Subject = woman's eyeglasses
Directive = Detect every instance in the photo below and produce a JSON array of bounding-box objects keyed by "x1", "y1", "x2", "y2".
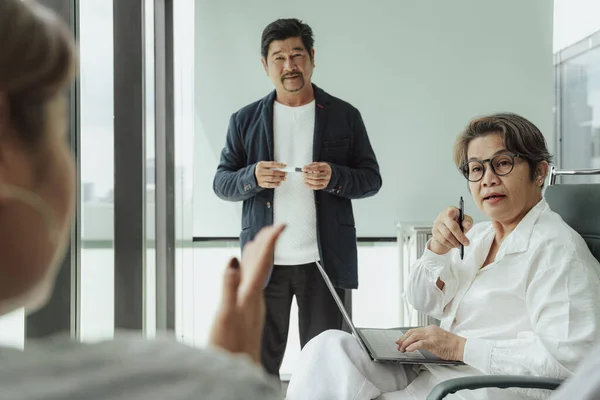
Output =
[{"x1": 459, "y1": 153, "x2": 522, "y2": 182}]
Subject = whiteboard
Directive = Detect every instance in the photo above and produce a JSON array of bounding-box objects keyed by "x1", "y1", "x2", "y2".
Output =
[{"x1": 192, "y1": 0, "x2": 554, "y2": 238}]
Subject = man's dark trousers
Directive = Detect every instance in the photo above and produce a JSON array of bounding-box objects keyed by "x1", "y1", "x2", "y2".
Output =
[{"x1": 260, "y1": 262, "x2": 347, "y2": 378}]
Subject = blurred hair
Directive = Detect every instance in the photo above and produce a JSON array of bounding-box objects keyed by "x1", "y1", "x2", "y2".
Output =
[{"x1": 0, "y1": 0, "x2": 76, "y2": 145}]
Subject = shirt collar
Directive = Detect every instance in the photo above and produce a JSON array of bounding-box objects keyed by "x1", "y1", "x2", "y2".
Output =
[{"x1": 497, "y1": 198, "x2": 548, "y2": 257}]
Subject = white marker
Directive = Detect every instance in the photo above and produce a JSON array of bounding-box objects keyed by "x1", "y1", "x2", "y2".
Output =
[{"x1": 273, "y1": 167, "x2": 303, "y2": 173}]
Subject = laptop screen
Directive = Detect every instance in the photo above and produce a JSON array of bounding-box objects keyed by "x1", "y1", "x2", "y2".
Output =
[{"x1": 314, "y1": 261, "x2": 365, "y2": 345}]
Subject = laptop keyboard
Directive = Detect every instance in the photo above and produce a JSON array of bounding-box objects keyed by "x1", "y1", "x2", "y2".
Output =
[{"x1": 360, "y1": 329, "x2": 426, "y2": 359}]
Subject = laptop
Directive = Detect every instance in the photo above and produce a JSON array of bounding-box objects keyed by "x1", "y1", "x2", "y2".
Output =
[{"x1": 315, "y1": 260, "x2": 464, "y2": 365}]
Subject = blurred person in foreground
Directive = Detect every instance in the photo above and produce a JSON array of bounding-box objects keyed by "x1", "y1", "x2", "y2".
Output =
[{"x1": 0, "y1": 1, "x2": 284, "y2": 399}]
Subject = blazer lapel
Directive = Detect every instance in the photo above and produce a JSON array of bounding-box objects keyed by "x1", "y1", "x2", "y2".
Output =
[
  {"x1": 262, "y1": 90, "x2": 276, "y2": 161},
  {"x1": 313, "y1": 85, "x2": 328, "y2": 161}
]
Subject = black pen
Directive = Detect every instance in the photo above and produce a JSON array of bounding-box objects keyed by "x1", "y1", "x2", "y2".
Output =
[{"x1": 459, "y1": 196, "x2": 464, "y2": 260}]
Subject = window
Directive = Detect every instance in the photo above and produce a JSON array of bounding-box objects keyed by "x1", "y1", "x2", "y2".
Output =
[
  {"x1": 557, "y1": 44, "x2": 600, "y2": 182},
  {"x1": 554, "y1": 0, "x2": 600, "y2": 181},
  {"x1": 79, "y1": 0, "x2": 115, "y2": 342},
  {"x1": 0, "y1": 309, "x2": 25, "y2": 349},
  {"x1": 353, "y1": 243, "x2": 402, "y2": 329},
  {"x1": 173, "y1": 0, "x2": 197, "y2": 343}
]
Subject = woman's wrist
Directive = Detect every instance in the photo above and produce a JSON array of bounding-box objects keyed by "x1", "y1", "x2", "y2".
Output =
[
  {"x1": 456, "y1": 336, "x2": 466, "y2": 362},
  {"x1": 429, "y1": 239, "x2": 450, "y2": 255}
]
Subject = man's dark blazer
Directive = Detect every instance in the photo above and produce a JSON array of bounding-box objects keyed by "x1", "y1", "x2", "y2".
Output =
[{"x1": 213, "y1": 84, "x2": 382, "y2": 289}]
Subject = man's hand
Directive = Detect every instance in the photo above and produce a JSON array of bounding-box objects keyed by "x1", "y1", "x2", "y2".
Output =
[
  {"x1": 208, "y1": 224, "x2": 286, "y2": 364},
  {"x1": 255, "y1": 161, "x2": 287, "y2": 189},
  {"x1": 396, "y1": 325, "x2": 466, "y2": 361},
  {"x1": 302, "y1": 162, "x2": 332, "y2": 190}
]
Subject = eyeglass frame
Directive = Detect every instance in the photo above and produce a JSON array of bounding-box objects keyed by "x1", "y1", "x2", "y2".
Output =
[{"x1": 459, "y1": 153, "x2": 523, "y2": 182}]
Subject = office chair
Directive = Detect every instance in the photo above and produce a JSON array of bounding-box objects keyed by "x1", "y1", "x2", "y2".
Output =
[{"x1": 426, "y1": 167, "x2": 600, "y2": 400}]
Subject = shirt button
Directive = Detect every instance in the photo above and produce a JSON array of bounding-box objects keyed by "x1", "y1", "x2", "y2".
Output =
[{"x1": 266, "y1": 202, "x2": 271, "y2": 208}]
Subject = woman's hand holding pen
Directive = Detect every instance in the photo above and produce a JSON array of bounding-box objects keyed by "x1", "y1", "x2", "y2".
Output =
[{"x1": 430, "y1": 207, "x2": 473, "y2": 256}]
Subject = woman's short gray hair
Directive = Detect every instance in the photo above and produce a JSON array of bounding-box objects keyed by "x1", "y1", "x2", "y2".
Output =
[{"x1": 453, "y1": 113, "x2": 553, "y2": 182}]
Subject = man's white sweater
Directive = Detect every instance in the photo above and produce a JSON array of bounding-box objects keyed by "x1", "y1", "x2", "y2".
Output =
[{"x1": 272, "y1": 100, "x2": 319, "y2": 266}]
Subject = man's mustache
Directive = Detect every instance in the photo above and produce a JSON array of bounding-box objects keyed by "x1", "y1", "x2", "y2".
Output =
[{"x1": 281, "y1": 72, "x2": 303, "y2": 82}]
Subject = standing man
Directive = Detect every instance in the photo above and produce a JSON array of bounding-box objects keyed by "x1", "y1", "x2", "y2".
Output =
[{"x1": 213, "y1": 18, "x2": 382, "y2": 378}]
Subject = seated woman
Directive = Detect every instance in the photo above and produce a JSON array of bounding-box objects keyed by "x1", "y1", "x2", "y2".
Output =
[
  {"x1": 286, "y1": 113, "x2": 600, "y2": 400},
  {"x1": 0, "y1": 1, "x2": 284, "y2": 398}
]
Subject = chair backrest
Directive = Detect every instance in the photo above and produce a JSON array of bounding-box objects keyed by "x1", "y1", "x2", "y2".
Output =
[
  {"x1": 544, "y1": 183, "x2": 600, "y2": 263},
  {"x1": 548, "y1": 166, "x2": 600, "y2": 185}
]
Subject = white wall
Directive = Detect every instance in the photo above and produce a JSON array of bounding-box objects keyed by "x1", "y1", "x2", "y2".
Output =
[{"x1": 193, "y1": 0, "x2": 554, "y2": 238}]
